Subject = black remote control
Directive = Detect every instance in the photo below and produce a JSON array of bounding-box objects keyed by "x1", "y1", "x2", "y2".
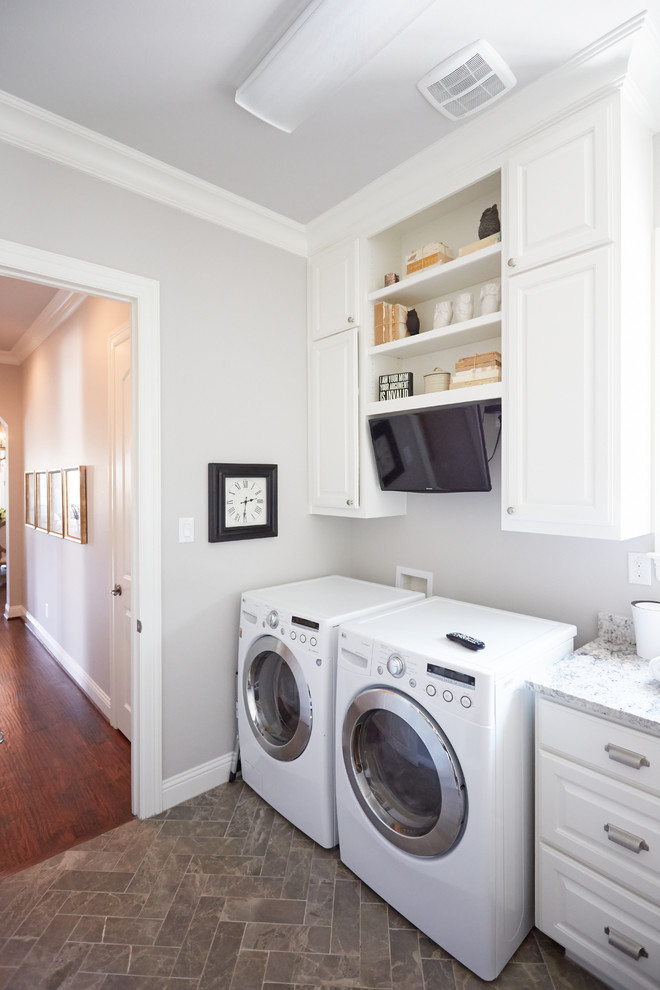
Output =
[{"x1": 446, "y1": 632, "x2": 485, "y2": 651}]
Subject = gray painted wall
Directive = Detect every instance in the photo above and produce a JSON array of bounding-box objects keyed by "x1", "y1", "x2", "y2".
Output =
[{"x1": 0, "y1": 142, "x2": 351, "y2": 780}]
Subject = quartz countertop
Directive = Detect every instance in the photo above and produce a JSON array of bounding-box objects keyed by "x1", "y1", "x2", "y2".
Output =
[{"x1": 526, "y1": 613, "x2": 660, "y2": 736}]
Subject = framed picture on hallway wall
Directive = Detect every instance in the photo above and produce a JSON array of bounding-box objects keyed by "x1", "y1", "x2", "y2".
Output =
[
  {"x1": 63, "y1": 466, "x2": 87, "y2": 544},
  {"x1": 48, "y1": 469, "x2": 63, "y2": 537},
  {"x1": 25, "y1": 472, "x2": 35, "y2": 527},
  {"x1": 35, "y1": 471, "x2": 48, "y2": 532}
]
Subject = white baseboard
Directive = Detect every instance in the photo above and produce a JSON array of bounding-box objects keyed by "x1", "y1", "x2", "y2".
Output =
[
  {"x1": 161, "y1": 752, "x2": 236, "y2": 811},
  {"x1": 23, "y1": 610, "x2": 111, "y2": 719}
]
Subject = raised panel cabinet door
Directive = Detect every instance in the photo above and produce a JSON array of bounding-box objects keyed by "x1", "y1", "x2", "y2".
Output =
[
  {"x1": 503, "y1": 247, "x2": 615, "y2": 537},
  {"x1": 505, "y1": 104, "x2": 612, "y2": 273},
  {"x1": 309, "y1": 239, "x2": 359, "y2": 340},
  {"x1": 309, "y1": 328, "x2": 359, "y2": 510}
]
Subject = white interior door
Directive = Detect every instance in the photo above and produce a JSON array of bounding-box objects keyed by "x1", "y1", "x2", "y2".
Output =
[{"x1": 109, "y1": 323, "x2": 132, "y2": 740}]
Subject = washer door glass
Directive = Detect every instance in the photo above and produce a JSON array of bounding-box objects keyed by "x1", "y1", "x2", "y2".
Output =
[
  {"x1": 343, "y1": 687, "x2": 467, "y2": 857},
  {"x1": 243, "y1": 635, "x2": 312, "y2": 762}
]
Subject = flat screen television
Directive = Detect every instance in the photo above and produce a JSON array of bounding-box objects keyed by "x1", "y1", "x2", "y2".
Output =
[{"x1": 369, "y1": 404, "x2": 492, "y2": 493}]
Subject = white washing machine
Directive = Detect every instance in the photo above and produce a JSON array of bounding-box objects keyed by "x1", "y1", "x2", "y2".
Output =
[
  {"x1": 237, "y1": 575, "x2": 423, "y2": 848},
  {"x1": 335, "y1": 596, "x2": 576, "y2": 981}
]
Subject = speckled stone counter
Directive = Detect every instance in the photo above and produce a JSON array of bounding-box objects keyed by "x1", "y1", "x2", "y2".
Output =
[{"x1": 526, "y1": 612, "x2": 660, "y2": 736}]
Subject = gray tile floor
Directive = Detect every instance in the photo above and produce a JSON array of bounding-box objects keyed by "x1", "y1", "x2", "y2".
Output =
[{"x1": 0, "y1": 781, "x2": 610, "y2": 989}]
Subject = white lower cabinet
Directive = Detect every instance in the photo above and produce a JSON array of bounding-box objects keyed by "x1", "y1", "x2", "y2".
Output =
[{"x1": 536, "y1": 696, "x2": 660, "y2": 990}]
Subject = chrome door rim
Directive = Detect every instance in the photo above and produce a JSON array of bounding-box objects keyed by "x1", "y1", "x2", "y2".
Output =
[
  {"x1": 243, "y1": 634, "x2": 312, "y2": 762},
  {"x1": 342, "y1": 687, "x2": 467, "y2": 857}
]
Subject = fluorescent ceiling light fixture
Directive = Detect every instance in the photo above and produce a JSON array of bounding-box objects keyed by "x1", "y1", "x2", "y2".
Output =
[{"x1": 235, "y1": 0, "x2": 437, "y2": 132}]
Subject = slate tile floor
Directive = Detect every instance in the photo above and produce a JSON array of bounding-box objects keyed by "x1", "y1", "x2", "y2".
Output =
[{"x1": 0, "y1": 781, "x2": 609, "y2": 989}]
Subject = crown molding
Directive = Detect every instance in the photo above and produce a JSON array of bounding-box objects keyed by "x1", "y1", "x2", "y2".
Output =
[
  {"x1": 0, "y1": 90, "x2": 307, "y2": 257},
  {"x1": 0, "y1": 288, "x2": 85, "y2": 365}
]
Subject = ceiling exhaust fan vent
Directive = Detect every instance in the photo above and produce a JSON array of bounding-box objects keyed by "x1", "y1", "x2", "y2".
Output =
[{"x1": 418, "y1": 40, "x2": 516, "y2": 121}]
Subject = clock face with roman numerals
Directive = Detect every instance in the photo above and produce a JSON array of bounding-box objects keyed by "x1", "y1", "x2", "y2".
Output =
[
  {"x1": 208, "y1": 463, "x2": 277, "y2": 543},
  {"x1": 224, "y1": 477, "x2": 267, "y2": 528}
]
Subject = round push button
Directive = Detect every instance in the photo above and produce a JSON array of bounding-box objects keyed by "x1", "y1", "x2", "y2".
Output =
[
  {"x1": 442, "y1": 690, "x2": 453, "y2": 703},
  {"x1": 460, "y1": 695, "x2": 472, "y2": 709},
  {"x1": 426, "y1": 684, "x2": 437, "y2": 697}
]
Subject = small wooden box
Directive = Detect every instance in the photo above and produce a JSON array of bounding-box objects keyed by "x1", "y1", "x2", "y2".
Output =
[{"x1": 458, "y1": 232, "x2": 501, "y2": 257}]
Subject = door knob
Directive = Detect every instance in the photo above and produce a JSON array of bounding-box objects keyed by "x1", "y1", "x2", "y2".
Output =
[{"x1": 111, "y1": 583, "x2": 122, "y2": 597}]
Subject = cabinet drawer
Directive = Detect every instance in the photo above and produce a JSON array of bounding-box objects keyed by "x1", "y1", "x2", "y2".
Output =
[
  {"x1": 537, "y1": 698, "x2": 660, "y2": 797},
  {"x1": 538, "y1": 750, "x2": 660, "y2": 905},
  {"x1": 538, "y1": 844, "x2": 660, "y2": 990}
]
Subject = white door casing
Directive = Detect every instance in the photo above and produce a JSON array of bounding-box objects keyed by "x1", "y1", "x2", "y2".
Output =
[
  {"x1": 109, "y1": 322, "x2": 132, "y2": 741},
  {"x1": 0, "y1": 236, "x2": 162, "y2": 818}
]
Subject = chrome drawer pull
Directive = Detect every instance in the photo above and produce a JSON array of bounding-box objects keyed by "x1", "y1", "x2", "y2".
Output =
[
  {"x1": 604, "y1": 926, "x2": 648, "y2": 961},
  {"x1": 604, "y1": 743, "x2": 650, "y2": 770},
  {"x1": 604, "y1": 822, "x2": 650, "y2": 853}
]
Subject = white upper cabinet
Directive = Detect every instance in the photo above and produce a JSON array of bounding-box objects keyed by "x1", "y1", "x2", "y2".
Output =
[
  {"x1": 308, "y1": 328, "x2": 359, "y2": 511},
  {"x1": 504, "y1": 248, "x2": 614, "y2": 535},
  {"x1": 307, "y1": 237, "x2": 405, "y2": 518},
  {"x1": 505, "y1": 103, "x2": 612, "y2": 274},
  {"x1": 309, "y1": 238, "x2": 359, "y2": 340},
  {"x1": 502, "y1": 97, "x2": 653, "y2": 540}
]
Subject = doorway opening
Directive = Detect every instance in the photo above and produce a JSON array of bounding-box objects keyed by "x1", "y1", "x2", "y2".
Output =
[
  {"x1": 0, "y1": 236, "x2": 162, "y2": 819},
  {"x1": 0, "y1": 418, "x2": 6, "y2": 590}
]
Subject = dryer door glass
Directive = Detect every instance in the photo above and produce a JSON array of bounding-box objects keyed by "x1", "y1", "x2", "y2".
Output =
[
  {"x1": 244, "y1": 635, "x2": 312, "y2": 762},
  {"x1": 343, "y1": 688, "x2": 466, "y2": 857}
]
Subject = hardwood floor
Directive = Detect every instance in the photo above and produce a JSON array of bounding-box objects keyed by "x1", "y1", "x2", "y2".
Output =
[{"x1": 0, "y1": 582, "x2": 133, "y2": 878}]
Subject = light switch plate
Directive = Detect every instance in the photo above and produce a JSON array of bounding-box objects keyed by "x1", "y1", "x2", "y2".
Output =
[{"x1": 179, "y1": 517, "x2": 194, "y2": 543}]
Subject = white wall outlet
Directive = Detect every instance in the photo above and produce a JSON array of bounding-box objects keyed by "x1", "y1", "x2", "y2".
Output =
[
  {"x1": 179, "y1": 517, "x2": 194, "y2": 543},
  {"x1": 628, "y1": 552, "x2": 652, "y2": 586}
]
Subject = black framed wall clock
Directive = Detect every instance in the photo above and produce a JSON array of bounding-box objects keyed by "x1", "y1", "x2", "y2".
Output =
[{"x1": 208, "y1": 463, "x2": 278, "y2": 542}]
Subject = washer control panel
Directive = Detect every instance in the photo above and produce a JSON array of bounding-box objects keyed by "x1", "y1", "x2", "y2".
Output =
[{"x1": 368, "y1": 639, "x2": 490, "y2": 724}]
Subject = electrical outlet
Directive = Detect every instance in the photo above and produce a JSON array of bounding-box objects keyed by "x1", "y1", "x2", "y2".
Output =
[{"x1": 628, "y1": 552, "x2": 652, "y2": 586}]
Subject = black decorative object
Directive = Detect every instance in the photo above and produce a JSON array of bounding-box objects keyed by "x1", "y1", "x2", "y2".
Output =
[
  {"x1": 379, "y1": 372, "x2": 413, "y2": 401},
  {"x1": 208, "y1": 463, "x2": 278, "y2": 542},
  {"x1": 406, "y1": 308, "x2": 420, "y2": 336},
  {"x1": 478, "y1": 204, "x2": 500, "y2": 239}
]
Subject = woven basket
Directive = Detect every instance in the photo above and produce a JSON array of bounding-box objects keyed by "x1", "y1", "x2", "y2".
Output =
[{"x1": 424, "y1": 368, "x2": 451, "y2": 393}]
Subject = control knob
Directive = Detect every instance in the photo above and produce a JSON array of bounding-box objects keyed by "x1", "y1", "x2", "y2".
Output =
[
  {"x1": 266, "y1": 609, "x2": 279, "y2": 629},
  {"x1": 387, "y1": 654, "x2": 406, "y2": 678}
]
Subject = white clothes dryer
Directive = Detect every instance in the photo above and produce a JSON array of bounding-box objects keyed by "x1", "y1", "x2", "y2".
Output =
[
  {"x1": 237, "y1": 576, "x2": 423, "y2": 848},
  {"x1": 335, "y1": 596, "x2": 576, "y2": 981}
]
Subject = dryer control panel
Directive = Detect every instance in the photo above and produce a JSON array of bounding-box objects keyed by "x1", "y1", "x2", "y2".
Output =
[{"x1": 240, "y1": 597, "x2": 330, "y2": 659}]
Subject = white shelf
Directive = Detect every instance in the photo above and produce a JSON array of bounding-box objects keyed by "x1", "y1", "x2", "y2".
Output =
[
  {"x1": 366, "y1": 381, "x2": 502, "y2": 417},
  {"x1": 368, "y1": 243, "x2": 502, "y2": 306},
  {"x1": 368, "y1": 312, "x2": 501, "y2": 359}
]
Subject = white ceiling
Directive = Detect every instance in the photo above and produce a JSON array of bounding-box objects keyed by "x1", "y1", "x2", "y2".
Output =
[
  {"x1": 0, "y1": 0, "x2": 657, "y2": 343},
  {"x1": 0, "y1": 0, "x2": 656, "y2": 224},
  {"x1": 0, "y1": 279, "x2": 60, "y2": 354}
]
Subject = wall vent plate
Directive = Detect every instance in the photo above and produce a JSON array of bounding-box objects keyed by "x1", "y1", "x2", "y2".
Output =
[{"x1": 417, "y1": 40, "x2": 516, "y2": 120}]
